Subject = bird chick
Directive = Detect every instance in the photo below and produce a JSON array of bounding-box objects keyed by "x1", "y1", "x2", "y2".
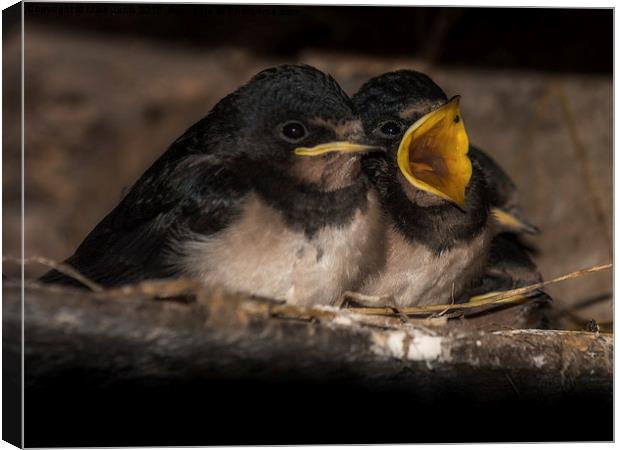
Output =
[
  {"x1": 42, "y1": 64, "x2": 386, "y2": 307},
  {"x1": 351, "y1": 70, "x2": 494, "y2": 307}
]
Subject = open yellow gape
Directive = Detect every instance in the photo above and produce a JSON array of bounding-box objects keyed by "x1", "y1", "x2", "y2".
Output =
[{"x1": 397, "y1": 96, "x2": 472, "y2": 208}]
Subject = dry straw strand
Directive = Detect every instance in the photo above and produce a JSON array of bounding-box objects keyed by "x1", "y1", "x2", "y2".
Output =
[
  {"x1": 347, "y1": 263, "x2": 612, "y2": 316},
  {"x1": 5, "y1": 255, "x2": 611, "y2": 320},
  {"x1": 3, "y1": 255, "x2": 104, "y2": 292}
]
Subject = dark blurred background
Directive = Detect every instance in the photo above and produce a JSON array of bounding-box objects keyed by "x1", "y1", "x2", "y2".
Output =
[
  {"x1": 17, "y1": 5, "x2": 613, "y2": 73},
  {"x1": 3, "y1": 4, "x2": 613, "y2": 329}
]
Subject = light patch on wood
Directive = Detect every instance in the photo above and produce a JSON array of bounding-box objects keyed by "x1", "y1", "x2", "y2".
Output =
[
  {"x1": 532, "y1": 354, "x2": 546, "y2": 368},
  {"x1": 407, "y1": 334, "x2": 445, "y2": 362},
  {"x1": 54, "y1": 309, "x2": 81, "y2": 326},
  {"x1": 331, "y1": 315, "x2": 354, "y2": 327},
  {"x1": 386, "y1": 330, "x2": 407, "y2": 358},
  {"x1": 371, "y1": 329, "x2": 449, "y2": 364}
]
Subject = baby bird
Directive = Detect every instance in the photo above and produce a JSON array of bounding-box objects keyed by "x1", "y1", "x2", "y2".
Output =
[
  {"x1": 42, "y1": 64, "x2": 386, "y2": 307},
  {"x1": 351, "y1": 70, "x2": 494, "y2": 307}
]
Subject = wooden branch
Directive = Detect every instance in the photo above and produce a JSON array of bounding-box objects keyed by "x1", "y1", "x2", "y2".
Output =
[
  {"x1": 6, "y1": 282, "x2": 612, "y2": 445},
  {"x1": 6, "y1": 283, "x2": 610, "y2": 390}
]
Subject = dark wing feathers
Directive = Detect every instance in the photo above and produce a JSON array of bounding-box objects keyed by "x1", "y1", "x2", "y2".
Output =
[
  {"x1": 461, "y1": 234, "x2": 552, "y2": 329},
  {"x1": 469, "y1": 146, "x2": 517, "y2": 211},
  {"x1": 40, "y1": 151, "x2": 248, "y2": 288},
  {"x1": 465, "y1": 233, "x2": 548, "y2": 298},
  {"x1": 470, "y1": 146, "x2": 539, "y2": 234}
]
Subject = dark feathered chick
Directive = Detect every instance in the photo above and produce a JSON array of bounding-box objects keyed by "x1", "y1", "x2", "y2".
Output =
[
  {"x1": 41, "y1": 64, "x2": 386, "y2": 306},
  {"x1": 470, "y1": 148, "x2": 539, "y2": 235},
  {"x1": 460, "y1": 234, "x2": 552, "y2": 330},
  {"x1": 356, "y1": 70, "x2": 537, "y2": 235},
  {"x1": 352, "y1": 70, "x2": 494, "y2": 307},
  {"x1": 350, "y1": 70, "x2": 546, "y2": 312}
]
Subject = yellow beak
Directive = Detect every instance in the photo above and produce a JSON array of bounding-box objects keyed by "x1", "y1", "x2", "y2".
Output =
[
  {"x1": 396, "y1": 96, "x2": 472, "y2": 208},
  {"x1": 491, "y1": 208, "x2": 540, "y2": 235},
  {"x1": 294, "y1": 142, "x2": 382, "y2": 156}
]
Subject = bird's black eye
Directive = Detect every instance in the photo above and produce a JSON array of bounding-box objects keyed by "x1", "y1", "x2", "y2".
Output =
[
  {"x1": 280, "y1": 121, "x2": 307, "y2": 142},
  {"x1": 376, "y1": 120, "x2": 403, "y2": 138}
]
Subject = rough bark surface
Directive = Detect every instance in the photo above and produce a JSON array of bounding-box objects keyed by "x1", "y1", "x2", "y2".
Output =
[
  {"x1": 9, "y1": 283, "x2": 609, "y2": 386},
  {"x1": 4, "y1": 283, "x2": 612, "y2": 444}
]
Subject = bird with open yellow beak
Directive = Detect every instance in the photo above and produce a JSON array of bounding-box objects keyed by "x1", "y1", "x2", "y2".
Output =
[
  {"x1": 347, "y1": 70, "x2": 550, "y2": 325},
  {"x1": 350, "y1": 70, "x2": 495, "y2": 307},
  {"x1": 41, "y1": 65, "x2": 387, "y2": 306}
]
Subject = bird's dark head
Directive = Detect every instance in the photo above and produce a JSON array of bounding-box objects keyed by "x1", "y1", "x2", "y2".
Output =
[
  {"x1": 191, "y1": 64, "x2": 383, "y2": 192},
  {"x1": 353, "y1": 70, "x2": 472, "y2": 208}
]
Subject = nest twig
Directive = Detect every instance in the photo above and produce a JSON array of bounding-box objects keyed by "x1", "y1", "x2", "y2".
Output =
[
  {"x1": 346, "y1": 263, "x2": 612, "y2": 316},
  {"x1": 3, "y1": 255, "x2": 104, "y2": 292}
]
